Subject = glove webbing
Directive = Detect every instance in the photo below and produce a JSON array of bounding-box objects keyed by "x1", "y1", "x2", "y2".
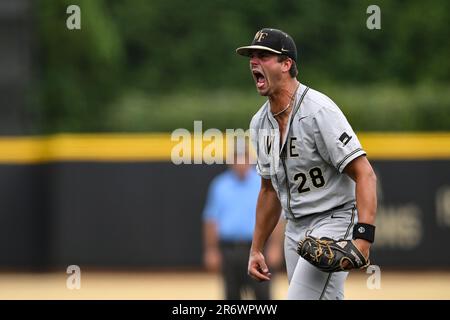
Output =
[{"x1": 311, "y1": 238, "x2": 335, "y2": 265}]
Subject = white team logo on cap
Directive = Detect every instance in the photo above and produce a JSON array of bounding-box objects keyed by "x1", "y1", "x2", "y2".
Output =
[{"x1": 254, "y1": 31, "x2": 268, "y2": 42}]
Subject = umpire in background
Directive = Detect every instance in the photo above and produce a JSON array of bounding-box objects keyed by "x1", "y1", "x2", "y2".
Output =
[{"x1": 202, "y1": 146, "x2": 284, "y2": 300}]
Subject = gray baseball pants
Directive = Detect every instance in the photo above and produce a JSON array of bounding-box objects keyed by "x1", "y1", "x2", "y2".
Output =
[{"x1": 284, "y1": 202, "x2": 357, "y2": 300}]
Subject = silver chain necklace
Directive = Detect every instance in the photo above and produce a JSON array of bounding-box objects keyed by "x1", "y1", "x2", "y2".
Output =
[{"x1": 272, "y1": 82, "x2": 300, "y2": 117}]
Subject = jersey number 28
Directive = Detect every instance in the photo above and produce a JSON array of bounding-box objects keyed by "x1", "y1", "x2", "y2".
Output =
[{"x1": 293, "y1": 167, "x2": 325, "y2": 193}]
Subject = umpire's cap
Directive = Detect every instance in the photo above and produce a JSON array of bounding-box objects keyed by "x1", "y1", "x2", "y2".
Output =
[{"x1": 236, "y1": 28, "x2": 297, "y2": 62}]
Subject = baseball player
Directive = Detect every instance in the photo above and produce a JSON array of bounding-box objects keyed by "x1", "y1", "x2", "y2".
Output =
[{"x1": 236, "y1": 28, "x2": 377, "y2": 299}]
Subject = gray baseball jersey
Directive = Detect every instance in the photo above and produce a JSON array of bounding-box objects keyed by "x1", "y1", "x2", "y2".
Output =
[{"x1": 250, "y1": 83, "x2": 366, "y2": 219}]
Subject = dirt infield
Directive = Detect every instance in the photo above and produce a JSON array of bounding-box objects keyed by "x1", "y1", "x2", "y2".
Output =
[{"x1": 0, "y1": 270, "x2": 449, "y2": 300}]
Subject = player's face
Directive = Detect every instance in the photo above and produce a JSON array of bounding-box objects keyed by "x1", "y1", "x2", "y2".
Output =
[{"x1": 249, "y1": 50, "x2": 283, "y2": 96}]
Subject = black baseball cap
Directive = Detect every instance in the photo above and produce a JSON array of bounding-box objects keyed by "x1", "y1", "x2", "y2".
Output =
[{"x1": 236, "y1": 28, "x2": 298, "y2": 62}]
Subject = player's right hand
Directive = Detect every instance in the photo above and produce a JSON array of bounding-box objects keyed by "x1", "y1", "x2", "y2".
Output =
[{"x1": 248, "y1": 250, "x2": 271, "y2": 282}]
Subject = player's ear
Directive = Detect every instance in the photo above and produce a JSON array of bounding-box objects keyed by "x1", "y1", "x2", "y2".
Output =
[{"x1": 281, "y1": 57, "x2": 293, "y2": 73}]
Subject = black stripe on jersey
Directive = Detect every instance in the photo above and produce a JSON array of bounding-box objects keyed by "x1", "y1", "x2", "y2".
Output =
[
  {"x1": 279, "y1": 86, "x2": 310, "y2": 156},
  {"x1": 337, "y1": 148, "x2": 364, "y2": 171},
  {"x1": 282, "y1": 87, "x2": 309, "y2": 218},
  {"x1": 256, "y1": 114, "x2": 270, "y2": 177},
  {"x1": 344, "y1": 205, "x2": 357, "y2": 239},
  {"x1": 265, "y1": 114, "x2": 283, "y2": 204},
  {"x1": 289, "y1": 86, "x2": 310, "y2": 128},
  {"x1": 256, "y1": 119, "x2": 262, "y2": 174}
]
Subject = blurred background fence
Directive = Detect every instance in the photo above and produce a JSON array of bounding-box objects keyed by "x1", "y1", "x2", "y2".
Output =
[{"x1": 0, "y1": 0, "x2": 449, "y2": 276}]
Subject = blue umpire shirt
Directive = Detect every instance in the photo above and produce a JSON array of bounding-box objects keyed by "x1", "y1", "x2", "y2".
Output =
[{"x1": 203, "y1": 167, "x2": 260, "y2": 242}]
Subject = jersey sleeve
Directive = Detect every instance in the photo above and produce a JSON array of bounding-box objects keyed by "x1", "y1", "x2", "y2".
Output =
[
  {"x1": 312, "y1": 105, "x2": 366, "y2": 173},
  {"x1": 249, "y1": 113, "x2": 271, "y2": 179}
]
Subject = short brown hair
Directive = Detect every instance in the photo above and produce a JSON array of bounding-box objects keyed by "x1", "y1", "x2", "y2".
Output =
[{"x1": 278, "y1": 55, "x2": 298, "y2": 78}]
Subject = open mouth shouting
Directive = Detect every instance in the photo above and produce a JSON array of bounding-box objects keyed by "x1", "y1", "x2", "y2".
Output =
[{"x1": 252, "y1": 69, "x2": 267, "y2": 90}]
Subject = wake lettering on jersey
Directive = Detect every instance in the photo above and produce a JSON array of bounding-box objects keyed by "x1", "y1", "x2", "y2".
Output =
[
  {"x1": 265, "y1": 135, "x2": 274, "y2": 155},
  {"x1": 289, "y1": 137, "x2": 299, "y2": 157},
  {"x1": 264, "y1": 135, "x2": 299, "y2": 159}
]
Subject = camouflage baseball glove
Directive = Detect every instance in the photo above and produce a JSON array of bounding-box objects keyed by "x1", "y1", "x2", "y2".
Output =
[{"x1": 297, "y1": 236, "x2": 370, "y2": 272}]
